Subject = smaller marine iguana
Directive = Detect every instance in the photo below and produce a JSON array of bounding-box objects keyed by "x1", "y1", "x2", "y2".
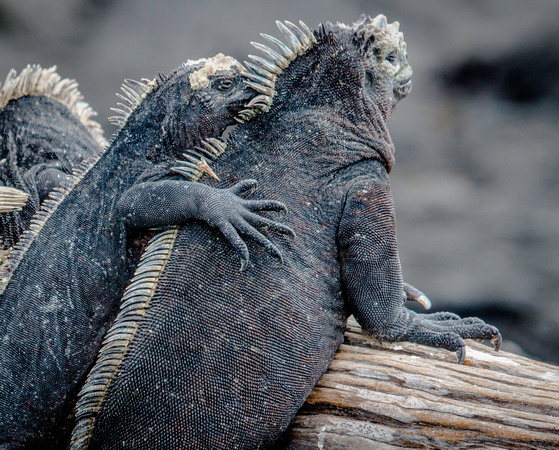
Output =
[
  {"x1": 0, "y1": 65, "x2": 106, "y2": 251},
  {"x1": 0, "y1": 55, "x2": 292, "y2": 448},
  {"x1": 71, "y1": 16, "x2": 501, "y2": 448}
]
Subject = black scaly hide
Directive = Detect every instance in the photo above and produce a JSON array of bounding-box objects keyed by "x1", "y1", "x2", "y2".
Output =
[{"x1": 84, "y1": 18, "x2": 500, "y2": 449}]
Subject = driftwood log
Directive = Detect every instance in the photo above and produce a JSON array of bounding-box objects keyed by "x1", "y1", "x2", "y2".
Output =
[{"x1": 280, "y1": 317, "x2": 559, "y2": 449}]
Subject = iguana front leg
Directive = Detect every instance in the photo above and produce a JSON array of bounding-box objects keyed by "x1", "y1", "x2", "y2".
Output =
[
  {"x1": 338, "y1": 164, "x2": 501, "y2": 364},
  {"x1": 118, "y1": 178, "x2": 295, "y2": 270}
]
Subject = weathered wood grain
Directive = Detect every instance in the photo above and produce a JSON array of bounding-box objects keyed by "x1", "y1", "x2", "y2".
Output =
[{"x1": 282, "y1": 317, "x2": 559, "y2": 449}]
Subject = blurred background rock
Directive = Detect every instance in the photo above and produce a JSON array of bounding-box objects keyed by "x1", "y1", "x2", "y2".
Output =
[{"x1": 1, "y1": 0, "x2": 557, "y2": 363}]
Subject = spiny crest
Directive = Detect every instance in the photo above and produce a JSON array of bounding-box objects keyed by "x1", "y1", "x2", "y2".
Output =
[
  {"x1": 70, "y1": 228, "x2": 178, "y2": 449},
  {"x1": 0, "y1": 64, "x2": 107, "y2": 148},
  {"x1": 170, "y1": 137, "x2": 225, "y2": 182},
  {"x1": 0, "y1": 186, "x2": 29, "y2": 213},
  {"x1": 239, "y1": 20, "x2": 317, "y2": 121},
  {"x1": 108, "y1": 77, "x2": 156, "y2": 128}
]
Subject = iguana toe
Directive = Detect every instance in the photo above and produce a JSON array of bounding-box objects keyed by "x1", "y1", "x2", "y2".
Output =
[
  {"x1": 403, "y1": 282, "x2": 431, "y2": 310},
  {"x1": 402, "y1": 311, "x2": 501, "y2": 363},
  {"x1": 228, "y1": 178, "x2": 258, "y2": 196}
]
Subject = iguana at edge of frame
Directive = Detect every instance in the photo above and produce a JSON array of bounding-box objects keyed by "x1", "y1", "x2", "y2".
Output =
[
  {"x1": 0, "y1": 65, "x2": 107, "y2": 252},
  {"x1": 70, "y1": 15, "x2": 502, "y2": 449},
  {"x1": 0, "y1": 55, "x2": 294, "y2": 448}
]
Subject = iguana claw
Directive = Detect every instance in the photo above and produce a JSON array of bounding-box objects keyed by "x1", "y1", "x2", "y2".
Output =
[
  {"x1": 209, "y1": 179, "x2": 293, "y2": 271},
  {"x1": 456, "y1": 345, "x2": 466, "y2": 365},
  {"x1": 403, "y1": 282, "x2": 432, "y2": 310},
  {"x1": 490, "y1": 333, "x2": 503, "y2": 351}
]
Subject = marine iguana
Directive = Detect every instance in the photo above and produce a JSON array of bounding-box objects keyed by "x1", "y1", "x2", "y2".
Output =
[
  {"x1": 70, "y1": 15, "x2": 502, "y2": 448},
  {"x1": 0, "y1": 65, "x2": 107, "y2": 251},
  {"x1": 0, "y1": 55, "x2": 293, "y2": 448}
]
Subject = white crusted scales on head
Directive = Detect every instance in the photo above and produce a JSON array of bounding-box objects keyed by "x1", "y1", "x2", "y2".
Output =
[
  {"x1": 187, "y1": 53, "x2": 245, "y2": 91},
  {"x1": 352, "y1": 14, "x2": 409, "y2": 80}
]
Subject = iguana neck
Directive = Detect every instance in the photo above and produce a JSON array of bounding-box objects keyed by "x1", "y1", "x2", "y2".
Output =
[{"x1": 250, "y1": 35, "x2": 396, "y2": 173}]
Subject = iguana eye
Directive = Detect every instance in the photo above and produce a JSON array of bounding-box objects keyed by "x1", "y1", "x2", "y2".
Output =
[
  {"x1": 386, "y1": 51, "x2": 397, "y2": 64},
  {"x1": 216, "y1": 79, "x2": 233, "y2": 91}
]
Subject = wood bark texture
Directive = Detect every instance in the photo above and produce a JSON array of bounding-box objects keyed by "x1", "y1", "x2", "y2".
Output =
[{"x1": 280, "y1": 317, "x2": 559, "y2": 449}]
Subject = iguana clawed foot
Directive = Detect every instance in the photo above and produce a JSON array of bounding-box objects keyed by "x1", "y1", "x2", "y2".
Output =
[
  {"x1": 198, "y1": 179, "x2": 295, "y2": 271},
  {"x1": 398, "y1": 309, "x2": 502, "y2": 364},
  {"x1": 399, "y1": 288, "x2": 502, "y2": 363}
]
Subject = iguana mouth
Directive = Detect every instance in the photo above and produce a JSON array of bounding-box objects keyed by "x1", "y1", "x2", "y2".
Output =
[
  {"x1": 394, "y1": 76, "x2": 412, "y2": 100},
  {"x1": 227, "y1": 97, "x2": 250, "y2": 114}
]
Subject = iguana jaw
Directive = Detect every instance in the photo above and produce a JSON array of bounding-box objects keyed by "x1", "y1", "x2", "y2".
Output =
[{"x1": 224, "y1": 82, "x2": 259, "y2": 115}]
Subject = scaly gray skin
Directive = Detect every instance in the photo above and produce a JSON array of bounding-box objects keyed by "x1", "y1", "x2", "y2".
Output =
[
  {"x1": 0, "y1": 65, "x2": 107, "y2": 251},
  {"x1": 71, "y1": 15, "x2": 501, "y2": 449},
  {"x1": 0, "y1": 55, "x2": 293, "y2": 448}
]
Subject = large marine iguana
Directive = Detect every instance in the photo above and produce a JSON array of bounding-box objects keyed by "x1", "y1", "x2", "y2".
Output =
[
  {"x1": 71, "y1": 15, "x2": 502, "y2": 448},
  {"x1": 0, "y1": 55, "x2": 293, "y2": 447},
  {"x1": 0, "y1": 65, "x2": 107, "y2": 251}
]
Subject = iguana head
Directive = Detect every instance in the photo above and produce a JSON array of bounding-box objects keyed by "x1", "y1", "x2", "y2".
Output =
[
  {"x1": 310, "y1": 14, "x2": 412, "y2": 120},
  {"x1": 184, "y1": 53, "x2": 258, "y2": 124},
  {"x1": 235, "y1": 15, "x2": 412, "y2": 172},
  {"x1": 240, "y1": 15, "x2": 412, "y2": 118},
  {"x1": 353, "y1": 14, "x2": 413, "y2": 113},
  {"x1": 110, "y1": 54, "x2": 261, "y2": 157},
  {"x1": 108, "y1": 53, "x2": 265, "y2": 179}
]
